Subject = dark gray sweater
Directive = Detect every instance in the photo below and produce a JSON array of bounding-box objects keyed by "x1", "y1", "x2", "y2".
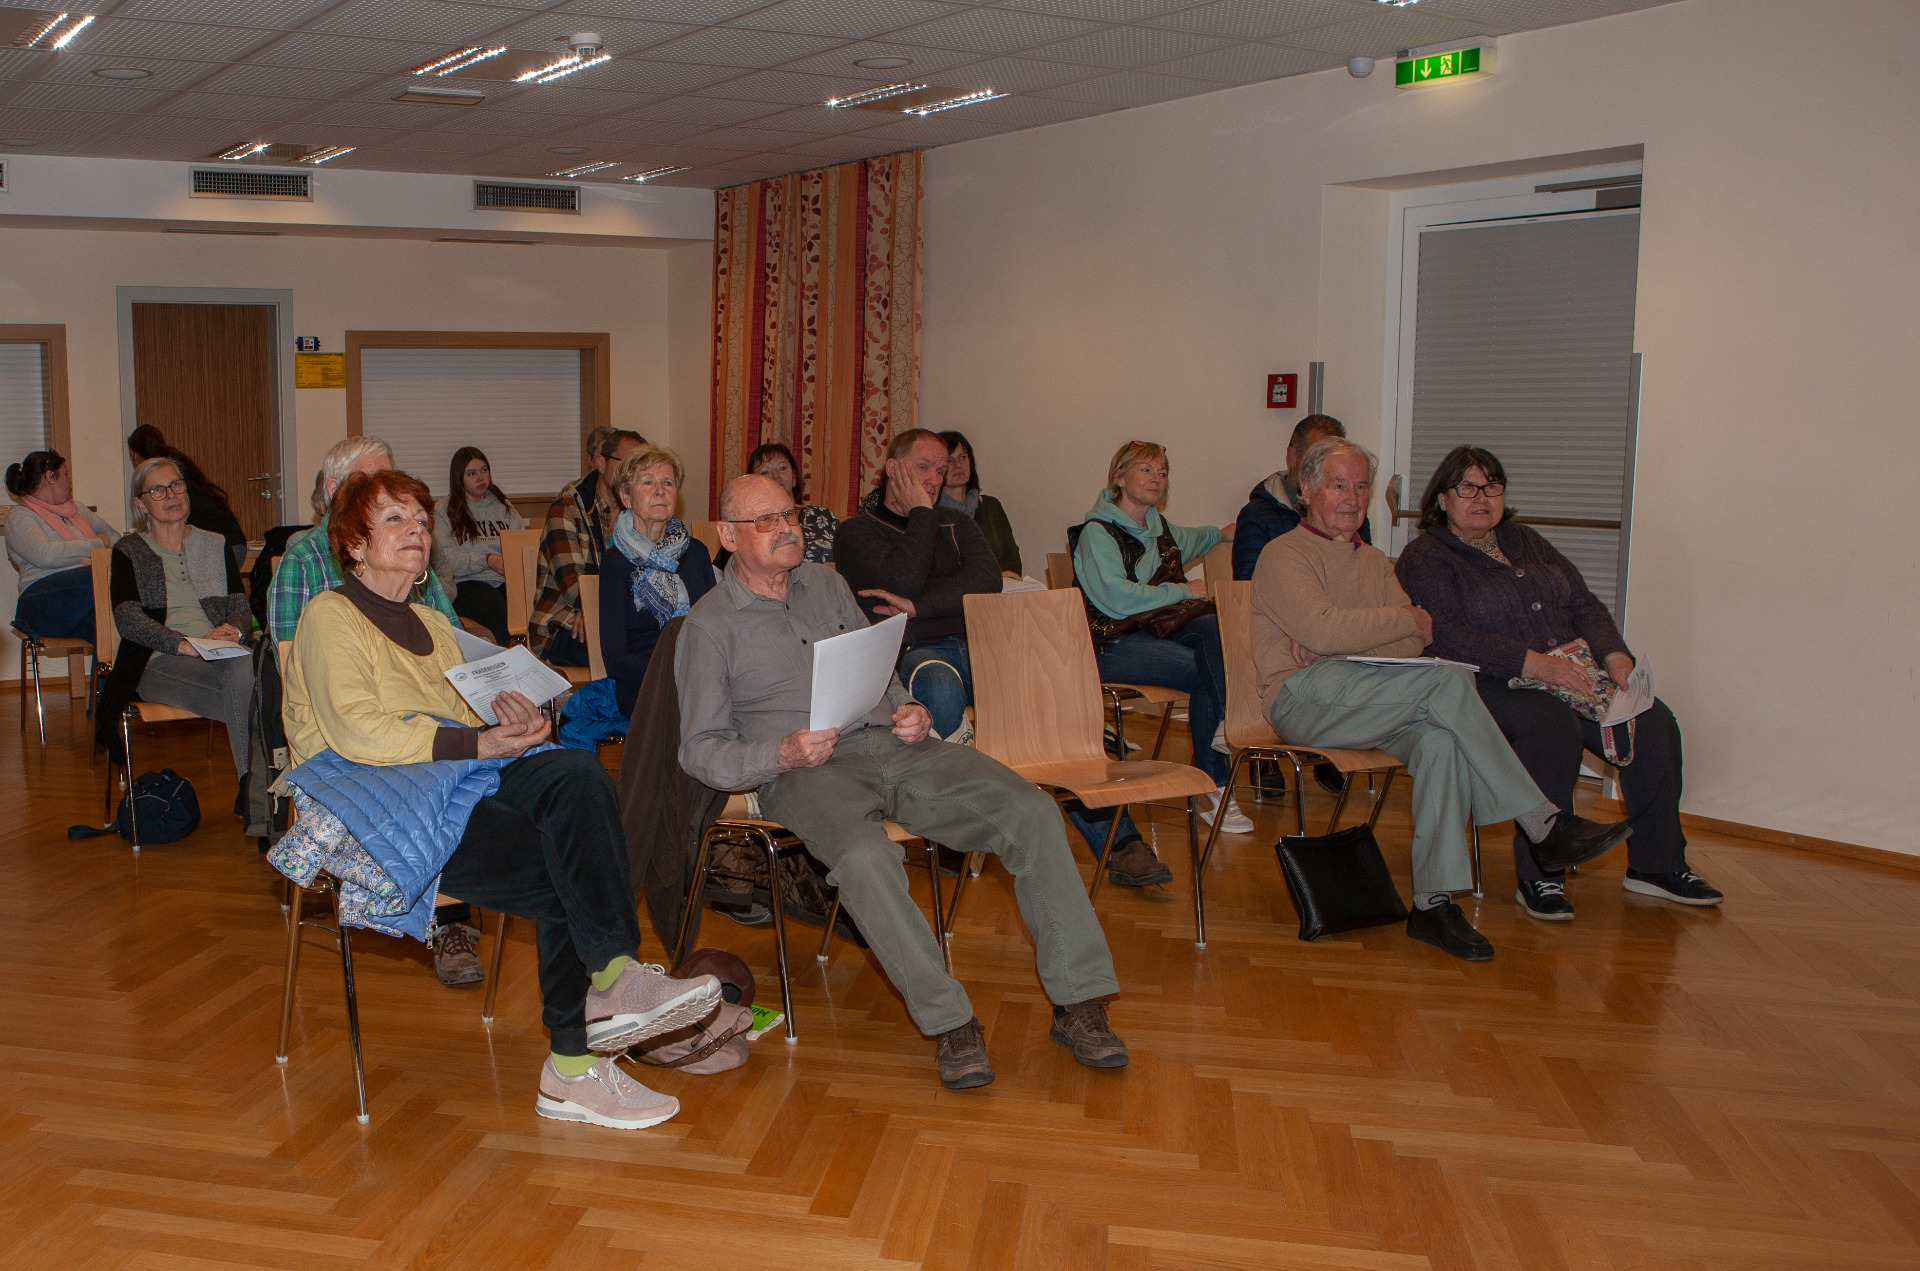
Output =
[{"x1": 832, "y1": 488, "x2": 1002, "y2": 646}]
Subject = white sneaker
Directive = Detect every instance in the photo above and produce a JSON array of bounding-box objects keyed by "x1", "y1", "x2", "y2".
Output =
[
  {"x1": 1199, "y1": 787, "x2": 1254, "y2": 834},
  {"x1": 1211, "y1": 723, "x2": 1230, "y2": 755},
  {"x1": 536, "y1": 1056, "x2": 679, "y2": 1130}
]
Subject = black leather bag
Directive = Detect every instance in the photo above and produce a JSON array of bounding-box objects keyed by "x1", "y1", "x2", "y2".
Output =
[{"x1": 1274, "y1": 823, "x2": 1407, "y2": 941}]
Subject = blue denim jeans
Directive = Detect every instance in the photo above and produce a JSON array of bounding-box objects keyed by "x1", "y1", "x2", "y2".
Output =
[
  {"x1": 898, "y1": 636, "x2": 1144, "y2": 859},
  {"x1": 1094, "y1": 615, "x2": 1229, "y2": 786},
  {"x1": 13, "y1": 565, "x2": 96, "y2": 643}
]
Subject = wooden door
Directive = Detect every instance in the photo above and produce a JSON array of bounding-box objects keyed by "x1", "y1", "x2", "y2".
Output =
[{"x1": 131, "y1": 303, "x2": 278, "y2": 542}]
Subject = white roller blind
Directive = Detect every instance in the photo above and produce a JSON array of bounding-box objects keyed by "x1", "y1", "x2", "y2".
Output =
[
  {"x1": 0, "y1": 343, "x2": 49, "y2": 488},
  {"x1": 358, "y1": 347, "x2": 584, "y2": 497},
  {"x1": 1410, "y1": 213, "x2": 1639, "y2": 613}
]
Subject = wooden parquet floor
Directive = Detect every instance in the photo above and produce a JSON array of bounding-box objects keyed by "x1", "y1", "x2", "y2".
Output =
[{"x1": 4, "y1": 694, "x2": 1919, "y2": 1270}]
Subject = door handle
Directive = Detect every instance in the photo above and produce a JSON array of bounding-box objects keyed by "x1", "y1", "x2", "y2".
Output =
[{"x1": 246, "y1": 474, "x2": 273, "y2": 481}]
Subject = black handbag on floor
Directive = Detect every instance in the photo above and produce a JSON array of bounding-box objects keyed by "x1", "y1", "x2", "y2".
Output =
[
  {"x1": 68, "y1": 768, "x2": 201, "y2": 845},
  {"x1": 1274, "y1": 823, "x2": 1407, "y2": 941}
]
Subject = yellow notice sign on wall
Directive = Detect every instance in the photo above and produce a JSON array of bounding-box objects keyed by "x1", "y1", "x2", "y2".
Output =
[{"x1": 295, "y1": 352, "x2": 346, "y2": 389}]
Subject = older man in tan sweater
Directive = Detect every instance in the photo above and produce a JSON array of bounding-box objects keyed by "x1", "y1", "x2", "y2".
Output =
[{"x1": 1250, "y1": 439, "x2": 1631, "y2": 961}]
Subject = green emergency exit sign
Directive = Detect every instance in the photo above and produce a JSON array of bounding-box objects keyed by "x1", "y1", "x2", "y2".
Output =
[{"x1": 1395, "y1": 42, "x2": 1493, "y2": 87}]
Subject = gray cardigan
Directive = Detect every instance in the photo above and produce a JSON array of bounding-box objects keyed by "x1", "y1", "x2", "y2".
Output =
[
  {"x1": 5, "y1": 503, "x2": 114, "y2": 590},
  {"x1": 112, "y1": 527, "x2": 251, "y2": 655}
]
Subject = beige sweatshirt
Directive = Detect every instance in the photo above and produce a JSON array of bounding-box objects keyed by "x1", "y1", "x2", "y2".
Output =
[{"x1": 1250, "y1": 527, "x2": 1426, "y2": 711}]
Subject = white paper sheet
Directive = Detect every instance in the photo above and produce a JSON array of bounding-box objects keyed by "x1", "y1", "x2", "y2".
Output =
[
  {"x1": 444, "y1": 644, "x2": 572, "y2": 726},
  {"x1": 1602, "y1": 659, "x2": 1654, "y2": 725},
  {"x1": 453, "y1": 628, "x2": 506, "y2": 663},
  {"x1": 808, "y1": 613, "x2": 907, "y2": 732},
  {"x1": 1339, "y1": 655, "x2": 1480, "y2": 671},
  {"x1": 185, "y1": 637, "x2": 250, "y2": 661},
  {"x1": 1000, "y1": 575, "x2": 1047, "y2": 594}
]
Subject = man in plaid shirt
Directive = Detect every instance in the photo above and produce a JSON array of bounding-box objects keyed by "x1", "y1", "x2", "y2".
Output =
[
  {"x1": 529, "y1": 428, "x2": 643, "y2": 664},
  {"x1": 266, "y1": 435, "x2": 456, "y2": 645}
]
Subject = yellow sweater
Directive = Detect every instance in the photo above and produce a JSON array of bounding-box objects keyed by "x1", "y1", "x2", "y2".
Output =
[
  {"x1": 1250, "y1": 527, "x2": 1426, "y2": 712},
  {"x1": 284, "y1": 590, "x2": 482, "y2": 766}
]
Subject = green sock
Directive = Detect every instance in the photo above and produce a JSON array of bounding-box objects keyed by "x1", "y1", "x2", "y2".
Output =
[
  {"x1": 589, "y1": 955, "x2": 633, "y2": 992},
  {"x1": 551, "y1": 1051, "x2": 598, "y2": 1078}
]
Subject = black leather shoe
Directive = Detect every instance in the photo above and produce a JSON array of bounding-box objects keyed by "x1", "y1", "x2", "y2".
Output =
[
  {"x1": 1623, "y1": 868, "x2": 1723, "y2": 907},
  {"x1": 1313, "y1": 763, "x2": 1346, "y2": 797},
  {"x1": 1529, "y1": 813, "x2": 1631, "y2": 874},
  {"x1": 1405, "y1": 900, "x2": 1495, "y2": 961},
  {"x1": 1515, "y1": 878, "x2": 1575, "y2": 922}
]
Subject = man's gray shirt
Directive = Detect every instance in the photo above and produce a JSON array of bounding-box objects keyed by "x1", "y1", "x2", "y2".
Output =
[{"x1": 677, "y1": 561, "x2": 910, "y2": 792}]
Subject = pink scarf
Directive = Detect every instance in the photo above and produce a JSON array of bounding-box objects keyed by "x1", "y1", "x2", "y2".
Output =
[{"x1": 18, "y1": 493, "x2": 88, "y2": 542}]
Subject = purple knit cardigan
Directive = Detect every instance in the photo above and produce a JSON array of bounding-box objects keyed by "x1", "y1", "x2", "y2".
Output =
[{"x1": 1393, "y1": 521, "x2": 1629, "y2": 681}]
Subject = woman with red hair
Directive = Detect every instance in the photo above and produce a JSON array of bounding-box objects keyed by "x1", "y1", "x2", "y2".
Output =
[{"x1": 280, "y1": 469, "x2": 719, "y2": 1131}]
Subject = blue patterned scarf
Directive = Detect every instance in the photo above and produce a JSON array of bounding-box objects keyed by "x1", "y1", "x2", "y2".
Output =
[{"x1": 612, "y1": 510, "x2": 692, "y2": 627}]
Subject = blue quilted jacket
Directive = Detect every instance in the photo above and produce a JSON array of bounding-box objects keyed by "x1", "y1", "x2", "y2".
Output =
[{"x1": 273, "y1": 741, "x2": 547, "y2": 940}]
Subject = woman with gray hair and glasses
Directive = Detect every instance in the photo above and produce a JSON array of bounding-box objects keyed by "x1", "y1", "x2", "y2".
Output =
[{"x1": 96, "y1": 457, "x2": 256, "y2": 801}]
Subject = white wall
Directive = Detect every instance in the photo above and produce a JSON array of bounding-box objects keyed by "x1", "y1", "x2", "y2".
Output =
[
  {"x1": 921, "y1": 0, "x2": 1920, "y2": 854},
  {"x1": 0, "y1": 226, "x2": 696, "y2": 678},
  {"x1": 666, "y1": 241, "x2": 715, "y2": 520}
]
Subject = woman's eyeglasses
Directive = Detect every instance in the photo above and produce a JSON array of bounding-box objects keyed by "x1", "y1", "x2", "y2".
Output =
[
  {"x1": 138, "y1": 478, "x2": 187, "y2": 499},
  {"x1": 725, "y1": 507, "x2": 803, "y2": 533},
  {"x1": 1450, "y1": 480, "x2": 1505, "y2": 500}
]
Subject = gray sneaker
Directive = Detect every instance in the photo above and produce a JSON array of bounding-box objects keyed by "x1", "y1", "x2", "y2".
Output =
[
  {"x1": 535, "y1": 1057, "x2": 679, "y2": 1130},
  {"x1": 432, "y1": 923, "x2": 484, "y2": 987},
  {"x1": 1049, "y1": 999, "x2": 1129, "y2": 1068},
  {"x1": 585, "y1": 962, "x2": 723, "y2": 1054},
  {"x1": 935, "y1": 1018, "x2": 994, "y2": 1089}
]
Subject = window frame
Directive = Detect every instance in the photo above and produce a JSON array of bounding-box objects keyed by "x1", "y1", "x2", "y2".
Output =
[{"x1": 0, "y1": 323, "x2": 72, "y2": 459}]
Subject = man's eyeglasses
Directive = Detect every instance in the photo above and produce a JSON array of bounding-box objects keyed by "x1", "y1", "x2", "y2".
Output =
[
  {"x1": 1450, "y1": 480, "x2": 1505, "y2": 500},
  {"x1": 138, "y1": 478, "x2": 187, "y2": 499},
  {"x1": 725, "y1": 507, "x2": 803, "y2": 533}
]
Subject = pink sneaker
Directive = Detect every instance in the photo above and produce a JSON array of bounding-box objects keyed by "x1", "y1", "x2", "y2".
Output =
[
  {"x1": 535, "y1": 1057, "x2": 679, "y2": 1130},
  {"x1": 585, "y1": 961, "x2": 722, "y2": 1053}
]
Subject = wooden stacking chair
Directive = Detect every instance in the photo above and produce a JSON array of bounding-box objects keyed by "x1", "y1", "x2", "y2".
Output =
[
  {"x1": 91, "y1": 547, "x2": 214, "y2": 849},
  {"x1": 498, "y1": 527, "x2": 540, "y2": 646},
  {"x1": 1043, "y1": 551, "x2": 1186, "y2": 761},
  {"x1": 964, "y1": 587, "x2": 1217, "y2": 940},
  {"x1": 686, "y1": 520, "x2": 721, "y2": 557},
  {"x1": 674, "y1": 796, "x2": 962, "y2": 1044},
  {"x1": 580, "y1": 581, "x2": 608, "y2": 681}
]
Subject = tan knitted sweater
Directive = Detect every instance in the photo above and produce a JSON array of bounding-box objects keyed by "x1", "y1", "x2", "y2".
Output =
[{"x1": 1250, "y1": 527, "x2": 1426, "y2": 711}]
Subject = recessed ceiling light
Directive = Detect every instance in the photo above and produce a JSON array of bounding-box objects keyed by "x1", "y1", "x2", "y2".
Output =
[
  {"x1": 1, "y1": 138, "x2": 41, "y2": 147},
  {"x1": 823, "y1": 81, "x2": 927, "y2": 108},
  {"x1": 623, "y1": 165, "x2": 689, "y2": 183},
  {"x1": 548, "y1": 146, "x2": 588, "y2": 155},
  {"x1": 15, "y1": 12, "x2": 95, "y2": 50},
  {"x1": 214, "y1": 141, "x2": 270, "y2": 161},
  {"x1": 515, "y1": 52, "x2": 610, "y2": 84},
  {"x1": 298, "y1": 145, "x2": 354, "y2": 164},
  {"x1": 392, "y1": 85, "x2": 485, "y2": 106},
  {"x1": 906, "y1": 89, "x2": 1005, "y2": 116},
  {"x1": 1375, "y1": 0, "x2": 1422, "y2": 5},
  {"x1": 854, "y1": 57, "x2": 913, "y2": 70},
  {"x1": 409, "y1": 46, "x2": 505, "y2": 76},
  {"x1": 548, "y1": 160, "x2": 617, "y2": 177},
  {"x1": 94, "y1": 67, "x2": 151, "y2": 80}
]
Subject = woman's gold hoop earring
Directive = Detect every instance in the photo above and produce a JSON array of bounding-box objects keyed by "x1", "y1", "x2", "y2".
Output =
[{"x1": 415, "y1": 568, "x2": 430, "y2": 588}]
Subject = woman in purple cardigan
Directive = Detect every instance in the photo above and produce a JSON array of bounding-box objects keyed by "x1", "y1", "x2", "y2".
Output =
[{"x1": 1395, "y1": 446, "x2": 1720, "y2": 922}]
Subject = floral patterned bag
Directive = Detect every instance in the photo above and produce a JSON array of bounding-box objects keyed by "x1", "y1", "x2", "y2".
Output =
[{"x1": 1508, "y1": 638, "x2": 1636, "y2": 766}]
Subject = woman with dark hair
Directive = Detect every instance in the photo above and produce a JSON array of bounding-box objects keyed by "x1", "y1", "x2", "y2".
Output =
[
  {"x1": 937, "y1": 430, "x2": 1022, "y2": 579},
  {"x1": 1395, "y1": 445, "x2": 1718, "y2": 920},
  {"x1": 7, "y1": 450, "x2": 113, "y2": 643},
  {"x1": 96, "y1": 457, "x2": 254, "y2": 784},
  {"x1": 433, "y1": 446, "x2": 525, "y2": 644},
  {"x1": 746, "y1": 441, "x2": 836, "y2": 563},
  {"x1": 279, "y1": 467, "x2": 720, "y2": 1129},
  {"x1": 126, "y1": 424, "x2": 247, "y2": 566}
]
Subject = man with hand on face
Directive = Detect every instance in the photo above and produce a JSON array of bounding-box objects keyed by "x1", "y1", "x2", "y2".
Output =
[
  {"x1": 678, "y1": 473, "x2": 1128, "y2": 1091},
  {"x1": 1249, "y1": 438, "x2": 1633, "y2": 963}
]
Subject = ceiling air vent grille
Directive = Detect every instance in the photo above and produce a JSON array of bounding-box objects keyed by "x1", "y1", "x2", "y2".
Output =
[
  {"x1": 474, "y1": 181, "x2": 579, "y2": 213},
  {"x1": 191, "y1": 168, "x2": 312, "y2": 199}
]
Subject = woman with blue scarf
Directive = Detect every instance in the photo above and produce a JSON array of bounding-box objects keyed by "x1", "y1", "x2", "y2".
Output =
[{"x1": 559, "y1": 445, "x2": 716, "y2": 748}]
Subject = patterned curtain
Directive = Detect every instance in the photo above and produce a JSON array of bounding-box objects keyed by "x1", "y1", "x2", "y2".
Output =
[{"x1": 710, "y1": 151, "x2": 923, "y2": 519}]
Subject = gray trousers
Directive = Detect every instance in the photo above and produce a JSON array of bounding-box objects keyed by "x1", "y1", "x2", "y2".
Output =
[
  {"x1": 758, "y1": 727, "x2": 1119, "y2": 1036},
  {"x1": 1270, "y1": 661, "x2": 1548, "y2": 895},
  {"x1": 137, "y1": 650, "x2": 253, "y2": 779}
]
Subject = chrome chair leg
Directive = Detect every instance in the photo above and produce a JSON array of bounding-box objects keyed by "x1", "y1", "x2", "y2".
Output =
[
  {"x1": 121, "y1": 709, "x2": 140, "y2": 852},
  {"x1": 1149, "y1": 701, "x2": 1176, "y2": 761},
  {"x1": 276, "y1": 883, "x2": 305, "y2": 1063},
  {"x1": 817, "y1": 893, "x2": 841, "y2": 962},
  {"x1": 924, "y1": 843, "x2": 951, "y2": 975},
  {"x1": 1365, "y1": 769, "x2": 1396, "y2": 829},
  {"x1": 338, "y1": 921, "x2": 369, "y2": 1124},
  {"x1": 758, "y1": 828, "x2": 797, "y2": 1044},
  {"x1": 482, "y1": 912, "x2": 510, "y2": 1023},
  {"x1": 1283, "y1": 754, "x2": 1308, "y2": 836},
  {"x1": 1469, "y1": 823, "x2": 1484, "y2": 899},
  {"x1": 672, "y1": 828, "x2": 722, "y2": 968},
  {"x1": 1194, "y1": 750, "x2": 1251, "y2": 950},
  {"x1": 1086, "y1": 803, "x2": 1126, "y2": 903}
]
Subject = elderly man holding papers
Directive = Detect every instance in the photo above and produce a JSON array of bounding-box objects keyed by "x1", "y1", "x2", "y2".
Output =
[
  {"x1": 677, "y1": 474, "x2": 1127, "y2": 1091},
  {"x1": 1249, "y1": 439, "x2": 1633, "y2": 962}
]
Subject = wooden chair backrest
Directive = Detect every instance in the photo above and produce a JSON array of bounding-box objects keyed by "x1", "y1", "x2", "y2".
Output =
[
  {"x1": 499, "y1": 528, "x2": 540, "y2": 639},
  {"x1": 964, "y1": 588, "x2": 1107, "y2": 770},
  {"x1": 687, "y1": 520, "x2": 721, "y2": 557},
  {"x1": 90, "y1": 547, "x2": 118, "y2": 665},
  {"x1": 1044, "y1": 552, "x2": 1073, "y2": 590},
  {"x1": 580, "y1": 577, "x2": 606, "y2": 681},
  {"x1": 1201, "y1": 540, "x2": 1233, "y2": 591},
  {"x1": 1213, "y1": 579, "x2": 1283, "y2": 750}
]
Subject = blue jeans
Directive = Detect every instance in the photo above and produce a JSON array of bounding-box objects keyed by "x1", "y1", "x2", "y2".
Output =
[
  {"x1": 898, "y1": 636, "x2": 1145, "y2": 859},
  {"x1": 1094, "y1": 615, "x2": 1228, "y2": 786},
  {"x1": 13, "y1": 566, "x2": 96, "y2": 643}
]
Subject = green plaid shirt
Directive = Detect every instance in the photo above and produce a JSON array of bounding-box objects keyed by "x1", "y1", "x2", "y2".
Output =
[{"x1": 266, "y1": 516, "x2": 456, "y2": 644}]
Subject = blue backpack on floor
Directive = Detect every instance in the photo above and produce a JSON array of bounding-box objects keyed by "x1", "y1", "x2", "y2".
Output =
[{"x1": 68, "y1": 768, "x2": 201, "y2": 845}]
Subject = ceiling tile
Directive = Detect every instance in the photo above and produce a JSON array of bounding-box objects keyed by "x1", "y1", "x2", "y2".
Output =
[
  {"x1": 249, "y1": 33, "x2": 449, "y2": 73},
  {"x1": 1150, "y1": 41, "x2": 1338, "y2": 83},
  {"x1": 109, "y1": 0, "x2": 342, "y2": 28},
  {"x1": 2, "y1": 80, "x2": 175, "y2": 114},
  {"x1": 485, "y1": 85, "x2": 643, "y2": 114},
  {"x1": 701, "y1": 68, "x2": 867, "y2": 105},
  {"x1": 997, "y1": 0, "x2": 1211, "y2": 17},
  {"x1": 674, "y1": 125, "x2": 825, "y2": 152},
  {"x1": 1422, "y1": 0, "x2": 1676, "y2": 33},
  {"x1": 22, "y1": 53, "x2": 231, "y2": 91},
  {"x1": 531, "y1": 112, "x2": 717, "y2": 143},
  {"x1": 1035, "y1": 68, "x2": 1227, "y2": 106},
  {"x1": 67, "y1": 18, "x2": 279, "y2": 61},
  {"x1": 555, "y1": 0, "x2": 769, "y2": 20},
  {"x1": 306, "y1": 97, "x2": 567, "y2": 130},
  {"x1": 643, "y1": 26, "x2": 849, "y2": 68},
  {"x1": 778, "y1": 41, "x2": 980, "y2": 76},
  {"x1": 617, "y1": 93, "x2": 784, "y2": 126},
  {"x1": 727, "y1": 0, "x2": 960, "y2": 40},
  {"x1": 934, "y1": 56, "x2": 1103, "y2": 92},
  {"x1": 148, "y1": 90, "x2": 329, "y2": 122},
  {"x1": 1146, "y1": 0, "x2": 1364, "y2": 41},
  {"x1": 116, "y1": 110, "x2": 285, "y2": 137},
  {"x1": 307, "y1": 0, "x2": 527, "y2": 44},
  {"x1": 193, "y1": 64, "x2": 386, "y2": 99},
  {"x1": 0, "y1": 107, "x2": 135, "y2": 134},
  {"x1": 885, "y1": 8, "x2": 1102, "y2": 55},
  {"x1": 741, "y1": 104, "x2": 894, "y2": 134},
  {"x1": 1022, "y1": 24, "x2": 1230, "y2": 68},
  {"x1": 1285, "y1": 10, "x2": 1495, "y2": 57},
  {"x1": 419, "y1": 107, "x2": 597, "y2": 133},
  {"x1": 783, "y1": 133, "x2": 914, "y2": 160},
  {"x1": 477, "y1": 14, "x2": 697, "y2": 54},
  {"x1": 852, "y1": 111, "x2": 1019, "y2": 144}
]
